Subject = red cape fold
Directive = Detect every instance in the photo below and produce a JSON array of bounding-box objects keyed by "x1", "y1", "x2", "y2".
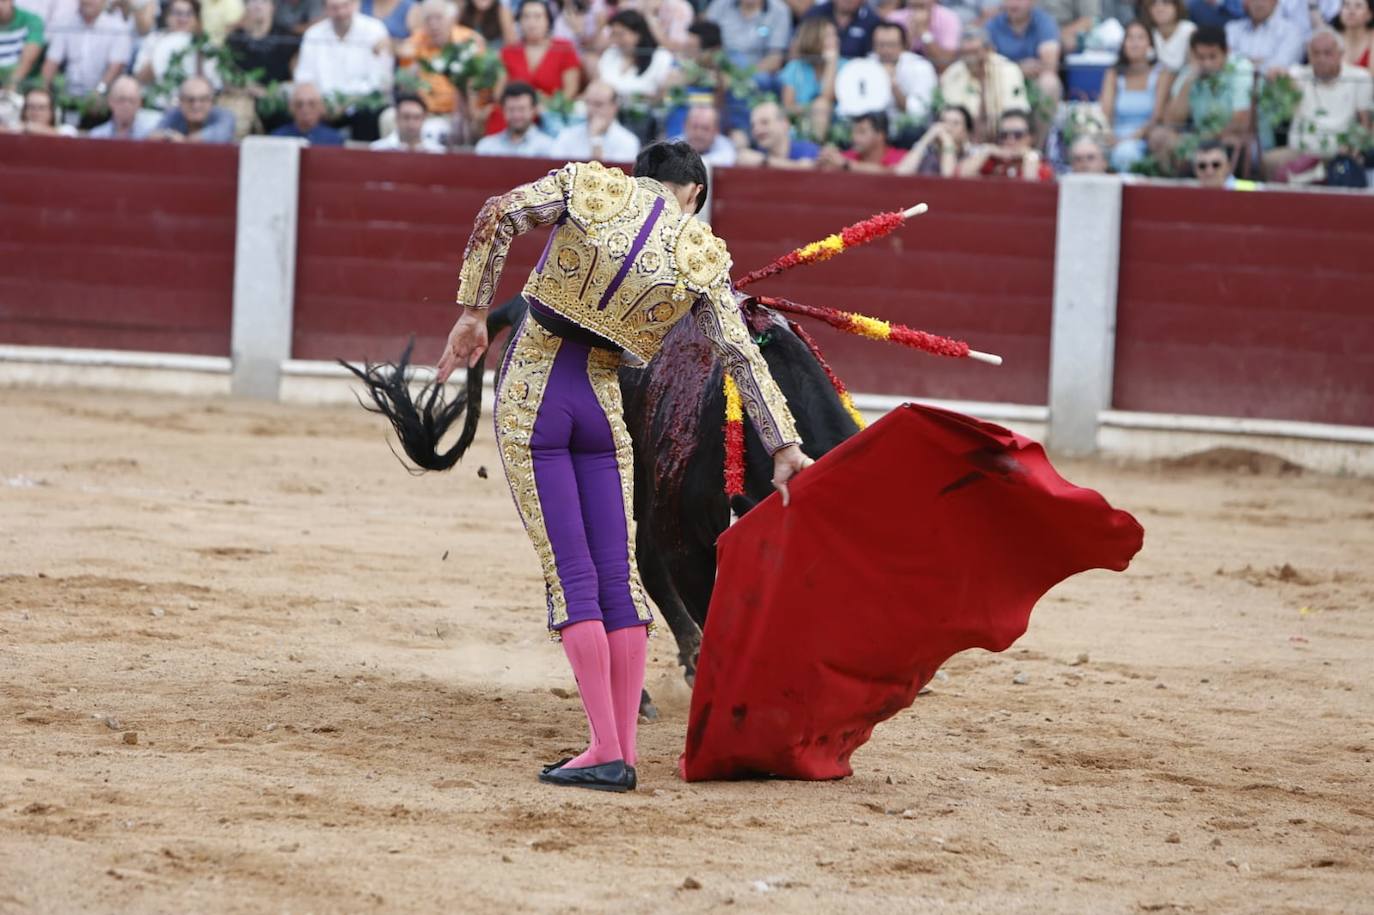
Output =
[{"x1": 680, "y1": 404, "x2": 1145, "y2": 782}]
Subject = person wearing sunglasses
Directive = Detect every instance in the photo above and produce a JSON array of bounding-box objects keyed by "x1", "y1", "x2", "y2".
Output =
[
  {"x1": 1149, "y1": 25, "x2": 1254, "y2": 174},
  {"x1": 1191, "y1": 138, "x2": 1238, "y2": 186},
  {"x1": 960, "y1": 107, "x2": 1054, "y2": 178}
]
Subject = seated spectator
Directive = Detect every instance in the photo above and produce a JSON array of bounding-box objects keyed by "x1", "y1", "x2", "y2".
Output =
[
  {"x1": 8, "y1": 86, "x2": 75, "y2": 134},
  {"x1": 986, "y1": 0, "x2": 1062, "y2": 102},
  {"x1": 664, "y1": 20, "x2": 753, "y2": 138},
  {"x1": 371, "y1": 92, "x2": 443, "y2": 149},
  {"x1": 819, "y1": 110, "x2": 906, "y2": 171},
  {"x1": 1146, "y1": 0, "x2": 1198, "y2": 72},
  {"x1": 807, "y1": 0, "x2": 883, "y2": 58},
  {"x1": 275, "y1": 0, "x2": 324, "y2": 36},
  {"x1": 940, "y1": 24, "x2": 1030, "y2": 140},
  {"x1": 361, "y1": 0, "x2": 414, "y2": 48},
  {"x1": 599, "y1": 9, "x2": 674, "y2": 101},
  {"x1": 705, "y1": 0, "x2": 790, "y2": 76},
  {"x1": 1226, "y1": 0, "x2": 1304, "y2": 72},
  {"x1": 886, "y1": 0, "x2": 960, "y2": 69},
  {"x1": 271, "y1": 80, "x2": 346, "y2": 142},
  {"x1": 1262, "y1": 28, "x2": 1373, "y2": 178},
  {"x1": 200, "y1": 0, "x2": 246, "y2": 44},
  {"x1": 1334, "y1": 0, "x2": 1372, "y2": 69},
  {"x1": 135, "y1": 0, "x2": 221, "y2": 109},
  {"x1": 0, "y1": 0, "x2": 43, "y2": 91},
  {"x1": 1042, "y1": 0, "x2": 1098, "y2": 50},
  {"x1": 475, "y1": 80, "x2": 555, "y2": 155},
  {"x1": 1099, "y1": 21, "x2": 1172, "y2": 172},
  {"x1": 960, "y1": 107, "x2": 1054, "y2": 177},
  {"x1": 549, "y1": 78, "x2": 640, "y2": 160},
  {"x1": 676, "y1": 101, "x2": 737, "y2": 165},
  {"x1": 870, "y1": 20, "x2": 937, "y2": 123},
  {"x1": 1067, "y1": 133, "x2": 1110, "y2": 171},
  {"x1": 398, "y1": 0, "x2": 485, "y2": 123},
  {"x1": 1192, "y1": 136, "x2": 1243, "y2": 185},
  {"x1": 779, "y1": 17, "x2": 840, "y2": 141},
  {"x1": 228, "y1": 0, "x2": 301, "y2": 85},
  {"x1": 40, "y1": 0, "x2": 133, "y2": 105},
  {"x1": 459, "y1": 0, "x2": 516, "y2": 50},
  {"x1": 89, "y1": 74, "x2": 161, "y2": 138},
  {"x1": 734, "y1": 98, "x2": 819, "y2": 167},
  {"x1": 944, "y1": 0, "x2": 1001, "y2": 24},
  {"x1": 1150, "y1": 26, "x2": 1254, "y2": 172},
  {"x1": 294, "y1": 0, "x2": 394, "y2": 141},
  {"x1": 639, "y1": 0, "x2": 695, "y2": 54},
  {"x1": 895, "y1": 103, "x2": 976, "y2": 174},
  {"x1": 149, "y1": 75, "x2": 238, "y2": 141},
  {"x1": 487, "y1": 0, "x2": 580, "y2": 135}
]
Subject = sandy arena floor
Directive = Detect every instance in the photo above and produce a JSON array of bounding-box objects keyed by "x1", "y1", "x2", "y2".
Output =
[{"x1": 1, "y1": 387, "x2": 1371, "y2": 914}]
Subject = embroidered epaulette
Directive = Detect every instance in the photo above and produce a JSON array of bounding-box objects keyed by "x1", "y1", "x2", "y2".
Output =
[
  {"x1": 566, "y1": 161, "x2": 635, "y2": 232},
  {"x1": 670, "y1": 216, "x2": 731, "y2": 296}
]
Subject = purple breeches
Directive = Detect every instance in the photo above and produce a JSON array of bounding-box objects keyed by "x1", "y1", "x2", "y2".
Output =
[{"x1": 493, "y1": 318, "x2": 654, "y2": 635}]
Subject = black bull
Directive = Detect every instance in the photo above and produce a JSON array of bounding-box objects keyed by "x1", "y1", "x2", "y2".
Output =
[
  {"x1": 480, "y1": 296, "x2": 860, "y2": 681},
  {"x1": 343, "y1": 293, "x2": 861, "y2": 706}
]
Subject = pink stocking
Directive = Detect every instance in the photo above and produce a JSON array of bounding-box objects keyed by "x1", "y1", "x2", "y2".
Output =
[
  {"x1": 606, "y1": 624, "x2": 648, "y2": 767},
  {"x1": 559, "y1": 620, "x2": 621, "y2": 768}
]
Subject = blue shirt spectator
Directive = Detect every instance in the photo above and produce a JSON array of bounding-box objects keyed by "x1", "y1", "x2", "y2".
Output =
[
  {"x1": 150, "y1": 77, "x2": 238, "y2": 143},
  {"x1": 1188, "y1": 0, "x2": 1245, "y2": 28},
  {"x1": 987, "y1": 4, "x2": 1060, "y2": 62},
  {"x1": 705, "y1": 0, "x2": 792, "y2": 71},
  {"x1": 272, "y1": 121, "x2": 346, "y2": 145},
  {"x1": 806, "y1": 0, "x2": 882, "y2": 59}
]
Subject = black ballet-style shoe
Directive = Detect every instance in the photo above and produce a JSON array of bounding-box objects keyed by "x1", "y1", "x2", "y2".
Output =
[
  {"x1": 627, "y1": 766, "x2": 637, "y2": 791},
  {"x1": 541, "y1": 757, "x2": 574, "y2": 775},
  {"x1": 537, "y1": 759, "x2": 632, "y2": 793}
]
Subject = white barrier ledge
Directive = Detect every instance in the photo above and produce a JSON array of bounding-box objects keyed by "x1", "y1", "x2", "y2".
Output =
[
  {"x1": 0, "y1": 345, "x2": 230, "y2": 373},
  {"x1": 1099, "y1": 409, "x2": 1374, "y2": 445}
]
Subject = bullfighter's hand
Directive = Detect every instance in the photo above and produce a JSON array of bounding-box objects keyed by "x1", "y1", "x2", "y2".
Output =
[
  {"x1": 771, "y1": 444, "x2": 814, "y2": 508},
  {"x1": 436, "y1": 307, "x2": 488, "y2": 384}
]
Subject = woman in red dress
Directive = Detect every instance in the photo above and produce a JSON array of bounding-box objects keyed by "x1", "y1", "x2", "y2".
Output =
[{"x1": 486, "y1": 0, "x2": 583, "y2": 136}]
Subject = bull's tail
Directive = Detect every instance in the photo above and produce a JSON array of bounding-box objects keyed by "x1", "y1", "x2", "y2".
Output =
[
  {"x1": 340, "y1": 338, "x2": 485, "y2": 473},
  {"x1": 339, "y1": 298, "x2": 526, "y2": 474}
]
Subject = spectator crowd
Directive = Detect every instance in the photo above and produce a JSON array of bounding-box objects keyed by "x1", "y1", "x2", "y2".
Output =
[{"x1": 1, "y1": 0, "x2": 1371, "y2": 186}]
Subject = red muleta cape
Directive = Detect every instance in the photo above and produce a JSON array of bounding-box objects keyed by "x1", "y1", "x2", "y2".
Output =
[{"x1": 681, "y1": 403, "x2": 1145, "y2": 782}]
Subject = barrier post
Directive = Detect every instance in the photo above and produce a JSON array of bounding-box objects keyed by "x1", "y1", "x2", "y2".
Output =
[
  {"x1": 1048, "y1": 175, "x2": 1122, "y2": 455},
  {"x1": 230, "y1": 137, "x2": 304, "y2": 399}
]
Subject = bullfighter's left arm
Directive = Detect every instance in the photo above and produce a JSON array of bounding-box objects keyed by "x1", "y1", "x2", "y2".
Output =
[{"x1": 692, "y1": 280, "x2": 801, "y2": 455}]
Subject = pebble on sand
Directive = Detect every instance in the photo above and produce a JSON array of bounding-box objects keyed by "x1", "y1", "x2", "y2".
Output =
[
  {"x1": 681, "y1": 877, "x2": 702, "y2": 890},
  {"x1": 550, "y1": 687, "x2": 573, "y2": 699},
  {"x1": 122, "y1": 732, "x2": 138, "y2": 745},
  {"x1": 1070, "y1": 653, "x2": 1090, "y2": 666},
  {"x1": 150, "y1": 607, "x2": 165, "y2": 618},
  {"x1": 1012, "y1": 673, "x2": 1030, "y2": 685}
]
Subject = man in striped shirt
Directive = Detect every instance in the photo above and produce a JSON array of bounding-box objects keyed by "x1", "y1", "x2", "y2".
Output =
[{"x1": 0, "y1": 0, "x2": 44, "y2": 91}]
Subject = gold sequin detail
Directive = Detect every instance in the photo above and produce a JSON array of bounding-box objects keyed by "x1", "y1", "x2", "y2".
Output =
[{"x1": 493, "y1": 322, "x2": 568, "y2": 627}]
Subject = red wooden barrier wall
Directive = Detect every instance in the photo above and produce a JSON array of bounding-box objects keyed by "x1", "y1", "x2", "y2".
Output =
[
  {"x1": 1114, "y1": 185, "x2": 1374, "y2": 427},
  {"x1": 292, "y1": 149, "x2": 556, "y2": 363},
  {"x1": 711, "y1": 170, "x2": 1056, "y2": 405},
  {"x1": 0, "y1": 134, "x2": 237, "y2": 356}
]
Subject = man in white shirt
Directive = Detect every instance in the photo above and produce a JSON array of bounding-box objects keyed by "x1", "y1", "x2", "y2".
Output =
[
  {"x1": 294, "y1": 0, "x2": 391, "y2": 139},
  {"x1": 869, "y1": 20, "x2": 937, "y2": 123},
  {"x1": 40, "y1": 0, "x2": 131, "y2": 101},
  {"x1": 1226, "y1": 0, "x2": 1303, "y2": 73},
  {"x1": 1262, "y1": 28, "x2": 1374, "y2": 178},
  {"x1": 88, "y1": 73, "x2": 161, "y2": 138},
  {"x1": 676, "y1": 103, "x2": 736, "y2": 166},
  {"x1": 475, "y1": 82, "x2": 555, "y2": 157},
  {"x1": 371, "y1": 93, "x2": 445, "y2": 152},
  {"x1": 550, "y1": 81, "x2": 641, "y2": 163}
]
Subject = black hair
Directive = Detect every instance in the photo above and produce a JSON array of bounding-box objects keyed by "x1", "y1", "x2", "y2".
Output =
[
  {"x1": 851, "y1": 110, "x2": 889, "y2": 138},
  {"x1": 394, "y1": 91, "x2": 427, "y2": 113},
  {"x1": 873, "y1": 20, "x2": 908, "y2": 47},
  {"x1": 688, "y1": 19, "x2": 722, "y2": 51},
  {"x1": 1332, "y1": 0, "x2": 1373, "y2": 30},
  {"x1": 161, "y1": 0, "x2": 201, "y2": 28},
  {"x1": 608, "y1": 9, "x2": 658, "y2": 74},
  {"x1": 514, "y1": 0, "x2": 553, "y2": 26},
  {"x1": 1190, "y1": 25, "x2": 1227, "y2": 52},
  {"x1": 634, "y1": 140, "x2": 708, "y2": 213},
  {"x1": 501, "y1": 80, "x2": 539, "y2": 106},
  {"x1": 998, "y1": 107, "x2": 1033, "y2": 129},
  {"x1": 459, "y1": 0, "x2": 506, "y2": 43},
  {"x1": 1195, "y1": 138, "x2": 1228, "y2": 156},
  {"x1": 943, "y1": 103, "x2": 974, "y2": 134}
]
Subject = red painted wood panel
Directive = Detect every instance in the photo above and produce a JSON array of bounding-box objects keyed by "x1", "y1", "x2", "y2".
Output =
[
  {"x1": 713, "y1": 170, "x2": 1057, "y2": 405},
  {"x1": 0, "y1": 134, "x2": 237, "y2": 356},
  {"x1": 1114, "y1": 184, "x2": 1374, "y2": 426},
  {"x1": 292, "y1": 149, "x2": 564, "y2": 363}
]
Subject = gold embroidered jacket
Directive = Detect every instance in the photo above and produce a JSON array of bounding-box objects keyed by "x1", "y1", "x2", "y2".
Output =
[{"x1": 456, "y1": 161, "x2": 800, "y2": 454}]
